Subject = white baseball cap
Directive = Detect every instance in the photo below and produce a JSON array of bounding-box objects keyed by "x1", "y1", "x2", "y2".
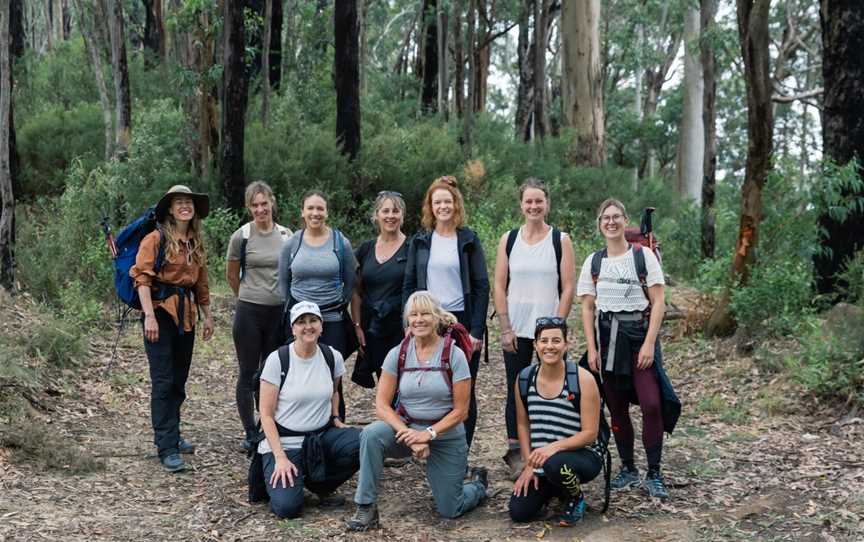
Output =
[{"x1": 290, "y1": 301, "x2": 322, "y2": 325}]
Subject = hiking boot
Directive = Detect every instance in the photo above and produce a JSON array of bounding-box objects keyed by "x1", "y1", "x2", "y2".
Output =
[
  {"x1": 160, "y1": 453, "x2": 186, "y2": 473},
  {"x1": 178, "y1": 437, "x2": 195, "y2": 455},
  {"x1": 470, "y1": 467, "x2": 489, "y2": 491},
  {"x1": 316, "y1": 492, "x2": 346, "y2": 508},
  {"x1": 346, "y1": 503, "x2": 379, "y2": 532},
  {"x1": 644, "y1": 470, "x2": 669, "y2": 500},
  {"x1": 611, "y1": 465, "x2": 640, "y2": 490},
  {"x1": 558, "y1": 495, "x2": 587, "y2": 527},
  {"x1": 503, "y1": 448, "x2": 524, "y2": 481}
]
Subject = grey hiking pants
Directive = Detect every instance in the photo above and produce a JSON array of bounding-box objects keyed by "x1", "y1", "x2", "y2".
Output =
[{"x1": 354, "y1": 420, "x2": 486, "y2": 518}]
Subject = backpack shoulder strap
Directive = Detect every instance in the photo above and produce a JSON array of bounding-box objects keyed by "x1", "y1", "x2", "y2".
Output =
[
  {"x1": 291, "y1": 229, "x2": 305, "y2": 261},
  {"x1": 504, "y1": 228, "x2": 519, "y2": 292},
  {"x1": 631, "y1": 243, "x2": 650, "y2": 303},
  {"x1": 517, "y1": 363, "x2": 538, "y2": 409},
  {"x1": 396, "y1": 335, "x2": 412, "y2": 388},
  {"x1": 564, "y1": 360, "x2": 581, "y2": 409},
  {"x1": 318, "y1": 343, "x2": 337, "y2": 383},
  {"x1": 590, "y1": 248, "x2": 607, "y2": 286},
  {"x1": 276, "y1": 344, "x2": 293, "y2": 391},
  {"x1": 356, "y1": 239, "x2": 374, "y2": 268},
  {"x1": 239, "y1": 222, "x2": 253, "y2": 280},
  {"x1": 274, "y1": 223, "x2": 291, "y2": 239},
  {"x1": 552, "y1": 227, "x2": 563, "y2": 296},
  {"x1": 439, "y1": 330, "x2": 455, "y2": 392}
]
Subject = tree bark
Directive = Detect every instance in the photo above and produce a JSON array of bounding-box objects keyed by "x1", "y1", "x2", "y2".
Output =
[
  {"x1": 269, "y1": 0, "x2": 283, "y2": 90},
  {"x1": 1, "y1": 1, "x2": 16, "y2": 290},
  {"x1": 706, "y1": 0, "x2": 773, "y2": 337},
  {"x1": 676, "y1": 5, "x2": 705, "y2": 203},
  {"x1": 462, "y1": 0, "x2": 476, "y2": 154},
  {"x1": 74, "y1": 0, "x2": 114, "y2": 161},
  {"x1": 109, "y1": 0, "x2": 132, "y2": 156},
  {"x1": 221, "y1": 0, "x2": 249, "y2": 210},
  {"x1": 334, "y1": 0, "x2": 361, "y2": 161},
  {"x1": 10, "y1": 0, "x2": 24, "y2": 58},
  {"x1": 514, "y1": 0, "x2": 533, "y2": 141},
  {"x1": 419, "y1": 0, "x2": 438, "y2": 114},
  {"x1": 814, "y1": 0, "x2": 864, "y2": 295},
  {"x1": 142, "y1": 0, "x2": 164, "y2": 65},
  {"x1": 261, "y1": 0, "x2": 273, "y2": 128},
  {"x1": 562, "y1": 0, "x2": 605, "y2": 166},
  {"x1": 532, "y1": 0, "x2": 548, "y2": 139},
  {"x1": 453, "y1": 0, "x2": 465, "y2": 117},
  {"x1": 437, "y1": 1, "x2": 448, "y2": 119},
  {"x1": 701, "y1": 0, "x2": 718, "y2": 259}
]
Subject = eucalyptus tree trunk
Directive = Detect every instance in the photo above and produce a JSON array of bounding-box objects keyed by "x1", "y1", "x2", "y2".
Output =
[
  {"x1": 453, "y1": 0, "x2": 465, "y2": 117},
  {"x1": 462, "y1": 0, "x2": 476, "y2": 154},
  {"x1": 1, "y1": 1, "x2": 16, "y2": 289},
  {"x1": 142, "y1": 0, "x2": 164, "y2": 65},
  {"x1": 335, "y1": 0, "x2": 361, "y2": 160},
  {"x1": 221, "y1": 0, "x2": 249, "y2": 210},
  {"x1": 269, "y1": 0, "x2": 283, "y2": 90},
  {"x1": 419, "y1": 0, "x2": 438, "y2": 114},
  {"x1": 676, "y1": 5, "x2": 705, "y2": 203},
  {"x1": 514, "y1": 0, "x2": 533, "y2": 141},
  {"x1": 109, "y1": 0, "x2": 132, "y2": 156},
  {"x1": 261, "y1": 0, "x2": 273, "y2": 128},
  {"x1": 74, "y1": 0, "x2": 114, "y2": 161},
  {"x1": 701, "y1": 0, "x2": 718, "y2": 259},
  {"x1": 815, "y1": 0, "x2": 864, "y2": 295},
  {"x1": 562, "y1": 0, "x2": 605, "y2": 166},
  {"x1": 437, "y1": 1, "x2": 448, "y2": 119},
  {"x1": 532, "y1": 0, "x2": 549, "y2": 139},
  {"x1": 706, "y1": 0, "x2": 773, "y2": 337}
]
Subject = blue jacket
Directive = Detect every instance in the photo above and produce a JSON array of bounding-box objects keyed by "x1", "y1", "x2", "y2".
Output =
[{"x1": 402, "y1": 228, "x2": 490, "y2": 338}]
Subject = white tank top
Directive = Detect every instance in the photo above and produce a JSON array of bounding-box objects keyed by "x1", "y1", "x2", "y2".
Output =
[{"x1": 507, "y1": 227, "x2": 560, "y2": 338}]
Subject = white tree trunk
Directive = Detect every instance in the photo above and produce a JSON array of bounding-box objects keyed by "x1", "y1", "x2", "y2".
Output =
[
  {"x1": 562, "y1": 0, "x2": 605, "y2": 166},
  {"x1": 676, "y1": 5, "x2": 705, "y2": 204},
  {"x1": 633, "y1": 22, "x2": 644, "y2": 188}
]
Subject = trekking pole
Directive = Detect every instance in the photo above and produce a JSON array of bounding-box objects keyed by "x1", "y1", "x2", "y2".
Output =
[{"x1": 101, "y1": 213, "x2": 125, "y2": 376}]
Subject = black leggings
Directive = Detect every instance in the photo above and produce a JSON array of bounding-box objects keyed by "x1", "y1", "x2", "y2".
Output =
[
  {"x1": 509, "y1": 449, "x2": 603, "y2": 522},
  {"x1": 451, "y1": 310, "x2": 481, "y2": 450},
  {"x1": 504, "y1": 337, "x2": 535, "y2": 441},
  {"x1": 321, "y1": 319, "x2": 350, "y2": 421},
  {"x1": 232, "y1": 301, "x2": 284, "y2": 435}
]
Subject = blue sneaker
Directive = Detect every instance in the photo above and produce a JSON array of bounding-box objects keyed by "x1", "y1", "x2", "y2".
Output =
[
  {"x1": 611, "y1": 465, "x2": 640, "y2": 490},
  {"x1": 178, "y1": 437, "x2": 195, "y2": 454},
  {"x1": 558, "y1": 496, "x2": 587, "y2": 526},
  {"x1": 160, "y1": 453, "x2": 186, "y2": 473},
  {"x1": 644, "y1": 470, "x2": 669, "y2": 500}
]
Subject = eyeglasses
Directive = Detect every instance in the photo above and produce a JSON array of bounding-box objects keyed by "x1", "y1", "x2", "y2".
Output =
[
  {"x1": 535, "y1": 316, "x2": 567, "y2": 331},
  {"x1": 600, "y1": 214, "x2": 624, "y2": 223},
  {"x1": 377, "y1": 190, "x2": 403, "y2": 198}
]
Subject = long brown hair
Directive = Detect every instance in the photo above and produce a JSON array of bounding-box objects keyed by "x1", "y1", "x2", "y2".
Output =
[
  {"x1": 161, "y1": 215, "x2": 206, "y2": 265},
  {"x1": 421, "y1": 176, "x2": 466, "y2": 230}
]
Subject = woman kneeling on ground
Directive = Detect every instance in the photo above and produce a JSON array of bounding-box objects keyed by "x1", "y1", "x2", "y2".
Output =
[
  {"x1": 346, "y1": 291, "x2": 488, "y2": 531},
  {"x1": 258, "y1": 301, "x2": 361, "y2": 519},
  {"x1": 509, "y1": 317, "x2": 603, "y2": 526}
]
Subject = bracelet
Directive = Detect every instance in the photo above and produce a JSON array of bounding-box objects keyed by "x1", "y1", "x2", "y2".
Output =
[{"x1": 354, "y1": 322, "x2": 361, "y2": 328}]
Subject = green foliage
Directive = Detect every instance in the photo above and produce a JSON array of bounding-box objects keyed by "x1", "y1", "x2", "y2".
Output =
[
  {"x1": 17, "y1": 103, "x2": 104, "y2": 195},
  {"x1": 730, "y1": 258, "x2": 814, "y2": 336},
  {"x1": 14, "y1": 41, "x2": 97, "y2": 119},
  {"x1": 837, "y1": 250, "x2": 864, "y2": 304},
  {"x1": 0, "y1": 415, "x2": 104, "y2": 474},
  {"x1": 790, "y1": 316, "x2": 864, "y2": 406},
  {"x1": 202, "y1": 207, "x2": 243, "y2": 280}
]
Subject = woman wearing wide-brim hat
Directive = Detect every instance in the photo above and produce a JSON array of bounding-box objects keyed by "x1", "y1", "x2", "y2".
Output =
[{"x1": 130, "y1": 184, "x2": 215, "y2": 473}]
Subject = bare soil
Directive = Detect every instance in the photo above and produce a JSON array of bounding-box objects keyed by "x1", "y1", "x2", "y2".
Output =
[{"x1": 1, "y1": 292, "x2": 862, "y2": 541}]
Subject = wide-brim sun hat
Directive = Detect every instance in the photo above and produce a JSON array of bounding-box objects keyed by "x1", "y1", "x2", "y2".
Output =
[{"x1": 155, "y1": 185, "x2": 210, "y2": 221}]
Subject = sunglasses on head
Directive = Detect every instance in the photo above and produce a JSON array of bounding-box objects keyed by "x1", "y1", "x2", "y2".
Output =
[
  {"x1": 377, "y1": 190, "x2": 403, "y2": 198},
  {"x1": 535, "y1": 316, "x2": 567, "y2": 334}
]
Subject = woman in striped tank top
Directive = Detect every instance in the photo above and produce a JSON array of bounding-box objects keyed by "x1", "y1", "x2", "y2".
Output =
[{"x1": 509, "y1": 317, "x2": 603, "y2": 526}]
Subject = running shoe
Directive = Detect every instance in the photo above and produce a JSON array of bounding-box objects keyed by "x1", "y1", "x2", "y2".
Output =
[{"x1": 558, "y1": 496, "x2": 587, "y2": 526}]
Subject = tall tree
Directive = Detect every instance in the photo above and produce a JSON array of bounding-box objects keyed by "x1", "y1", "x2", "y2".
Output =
[
  {"x1": 562, "y1": 0, "x2": 605, "y2": 166},
  {"x1": 10, "y1": 0, "x2": 24, "y2": 57},
  {"x1": 1, "y1": 0, "x2": 16, "y2": 290},
  {"x1": 513, "y1": 0, "x2": 533, "y2": 141},
  {"x1": 706, "y1": 0, "x2": 773, "y2": 337},
  {"x1": 453, "y1": 0, "x2": 465, "y2": 116},
  {"x1": 74, "y1": 0, "x2": 113, "y2": 161},
  {"x1": 533, "y1": 0, "x2": 550, "y2": 139},
  {"x1": 221, "y1": 0, "x2": 249, "y2": 210},
  {"x1": 462, "y1": 0, "x2": 476, "y2": 153},
  {"x1": 676, "y1": 4, "x2": 705, "y2": 203},
  {"x1": 261, "y1": 0, "x2": 273, "y2": 128},
  {"x1": 701, "y1": 0, "x2": 718, "y2": 259},
  {"x1": 269, "y1": 0, "x2": 283, "y2": 90},
  {"x1": 436, "y1": 0, "x2": 448, "y2": 118},
  {"x1": 419, "y1": 0, "x2": 439, "y2": 114},
  {"x1": 142, "y1": 0, "x2": 165, "y2": 65},
  {"x1": 815, "y1": 1, "x2": 864, "y2": 295},
  {"x1": 334, "y1": 0, "x2": 361, "y2": 160},
  {"x1": 108, "y1": 0, "x2": 132, "y2": 156}
]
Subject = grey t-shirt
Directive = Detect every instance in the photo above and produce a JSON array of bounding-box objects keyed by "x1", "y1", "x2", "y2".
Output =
[
  {"x1": 226, "y1": 223, "x2": 291, "y2": 305},
  {"x1": 426, "y1": 232, "x2": 464, "y2": 311},
  {"x1": 257, "y1": 343, "x2": 346, "y2": 453},
  {"x1": 382, "y1": 337, "x2": 470, "y2": 431},
  {"x1": 278, "y1": 230, "x2": 356, "y2": 322}
]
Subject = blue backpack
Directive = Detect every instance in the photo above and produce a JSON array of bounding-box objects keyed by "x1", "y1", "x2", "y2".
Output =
[{"x1": 112, "y1": 206, "x2": 165, "y2": 310}]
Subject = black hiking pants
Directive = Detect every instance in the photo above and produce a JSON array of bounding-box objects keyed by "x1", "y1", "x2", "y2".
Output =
[
  {"x1": 144, "y1": 309, "x2": 195, "y2": 458},
  {"x1": 509, "y1": 449, "x2": 603, "y2": 522}
]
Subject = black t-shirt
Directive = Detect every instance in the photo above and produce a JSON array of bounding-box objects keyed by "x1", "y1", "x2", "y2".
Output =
[{"x1": 356, "y1": 239, "x2": 408, "y2": 333}]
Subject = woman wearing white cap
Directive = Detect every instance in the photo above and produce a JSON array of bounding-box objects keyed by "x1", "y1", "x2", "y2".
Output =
[
  {"x1": 130, "y1": 185, "x2": 214, "y2": 473},
  {"x1": 257, "y1": 301, "x2": 361, "y2": 519}
]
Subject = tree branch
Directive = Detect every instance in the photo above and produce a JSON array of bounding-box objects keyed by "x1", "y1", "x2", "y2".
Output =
[{"x1": 772, "y1": 87, "x2": 823, "y2": 103}]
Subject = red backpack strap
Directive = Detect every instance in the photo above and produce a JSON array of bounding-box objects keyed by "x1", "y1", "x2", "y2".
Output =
[
  {"x1": 439, "y1": 329, "x2": 454, "y2": 393},
  {"x1": 630, "y1": 243, "x2": 650, "y2": 304}
]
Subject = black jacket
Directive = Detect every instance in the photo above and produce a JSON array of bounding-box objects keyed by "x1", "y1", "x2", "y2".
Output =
[{"x1": 402, "y1": 228, "x2": 490, "y2": 338}]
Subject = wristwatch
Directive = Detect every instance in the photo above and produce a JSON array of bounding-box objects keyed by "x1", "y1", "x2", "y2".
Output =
[{"x1": 425, "y1": 426, "x2": 437, "y2": 440}]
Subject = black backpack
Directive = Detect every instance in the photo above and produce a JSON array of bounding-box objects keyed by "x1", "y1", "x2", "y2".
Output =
[
  {"x1": 505, "y1": 227, "x2": 563, "y2": 295},
  {"x1": 247, "y1": 341, "x2": 337, "y2": 503},
  {"x1": 517, "y1": 359, "x2": 612, "y2": 513}
]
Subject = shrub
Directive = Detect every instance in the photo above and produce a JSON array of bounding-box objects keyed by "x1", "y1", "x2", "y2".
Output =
[
  {"x1": 838, "y1": 250, "x2": 864, "y2": 304},
  {"x1": 791, "y1": 315, "x2": 864, "y2": 405},
  {"x1": 730, "y1": 259, "x2": 814, "y2": 336}
]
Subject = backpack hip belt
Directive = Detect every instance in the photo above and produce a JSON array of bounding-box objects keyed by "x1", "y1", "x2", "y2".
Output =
[{"x1": 596, "y1": 311, "x2": 644, "y2": 374}]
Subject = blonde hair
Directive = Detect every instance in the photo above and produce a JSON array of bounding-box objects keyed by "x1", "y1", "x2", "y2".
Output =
[
  {"x1": 403, "y1": 291, "x2": 458, "y2": 332},
  {"x1": 161, "y1": 215, "x2": 206, "y2": 265},
  {"x1": 245, "y1": 181, "x2": 277, "y2": 210},
  {"x1": 421, "y1": 176, "x2": 466, "y2": 230},
  {"x1": 596, "y1": 198, "x2": 628, "y2": 226},
  {"x1": 370, "y1": 192, "x2": 407, "y2": 231}
]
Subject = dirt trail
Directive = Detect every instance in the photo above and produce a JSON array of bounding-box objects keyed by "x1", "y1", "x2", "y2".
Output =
[{"x1": 1, "y1": 294, "x2": 862, "y2": 541}]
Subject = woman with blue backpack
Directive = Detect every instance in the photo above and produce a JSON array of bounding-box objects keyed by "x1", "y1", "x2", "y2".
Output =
[
  {"x1": 278, "y1": 190, "x2": 357, "y2": 421},
  {"x1": 130, "y1": 185, "x2": 214, "y2": 473},
  {"x1": 226, "y1": 181, "x2": 292, "y2": 452},
  {"x1": 577, "y1": 198, "x2": 680, "y2": 500},
  {"x1": 493, "y1": 178, "x2": 575, "y2": 478},
  {"x1": 509, "y1": 316, "x2": 604, "y2": 526}
]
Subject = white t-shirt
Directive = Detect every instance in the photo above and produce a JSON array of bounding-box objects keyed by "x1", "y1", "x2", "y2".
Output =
[
  {"x1": 257, "y1": 343, "x2": 346, "y2": 453},
  {"x1": 507, "y1": 227, "x2": 560, "y2": 338},
  {"x1": 576, "y1": 247, "x2": 664, "y2": 312},
  {"x1": 426, "y1": 232, "x2": 465, "y2": 311}
]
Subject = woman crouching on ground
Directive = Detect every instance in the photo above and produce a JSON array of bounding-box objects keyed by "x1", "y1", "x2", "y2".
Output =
[
  {"x1": 346, "y1": 291, "x2": 488, "y2": 531},
  {"x1": 258, "y1": 301, "x2": 361, "y2": 519},
  {"x1": 509, "y1": 317, "x2": 603, "y2": 526},
  {"x1": 131, "y1": 185, "x2": 214, "y2": 473}
]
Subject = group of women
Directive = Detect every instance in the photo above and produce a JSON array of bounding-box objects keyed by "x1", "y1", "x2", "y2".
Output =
[{"x1": 131, "y1": 177, "x2": 679, "y2": 529}]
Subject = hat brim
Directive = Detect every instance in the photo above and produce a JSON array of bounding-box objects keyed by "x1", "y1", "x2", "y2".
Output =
[{"x1": 155, "y1": 192, "x2": 210, "y2": 221}]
